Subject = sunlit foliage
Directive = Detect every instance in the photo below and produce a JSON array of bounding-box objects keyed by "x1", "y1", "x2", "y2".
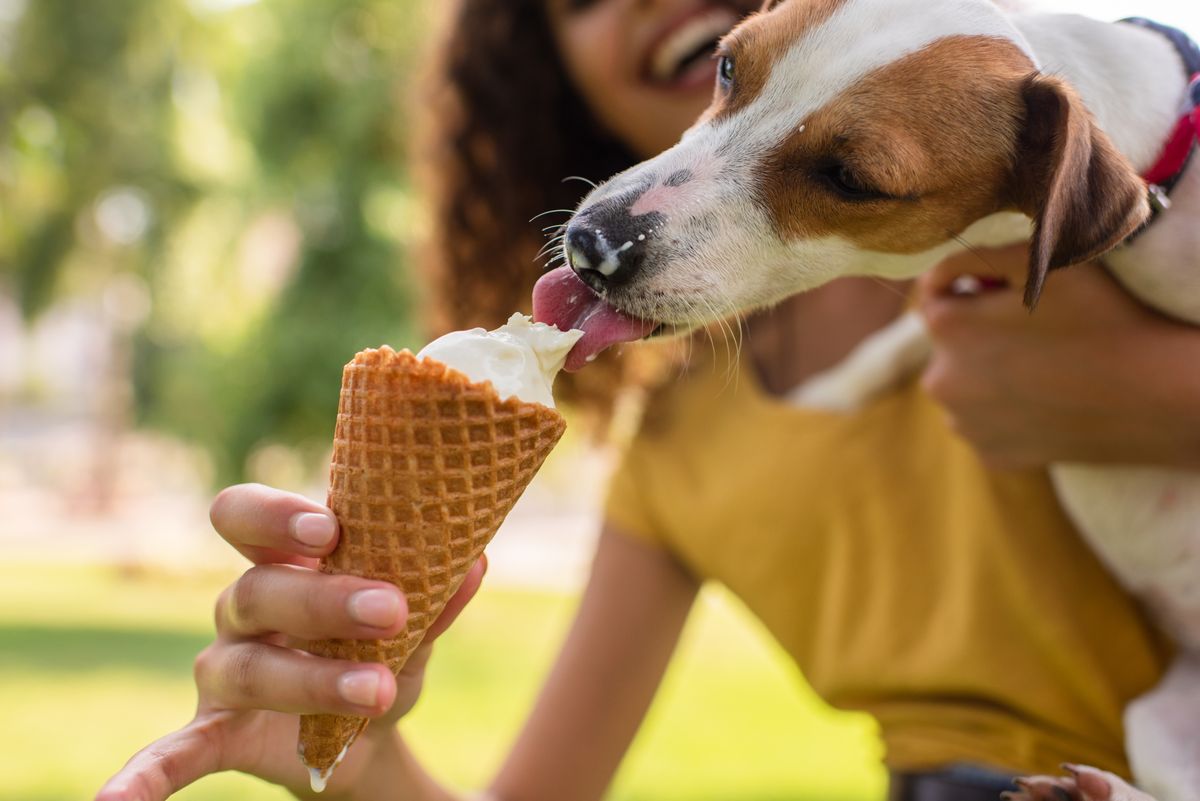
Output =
[{"x1": 1, "y1": 0, "x2": 433, "y2": 480}]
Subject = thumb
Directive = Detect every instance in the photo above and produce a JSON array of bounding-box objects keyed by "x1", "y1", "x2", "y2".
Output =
[
  {"x1": 96, "y1": 714, "x2": 230, "y2": 801},
  {"x1": 917, "y1": 243, "x2": 1029, "y2": 303}
]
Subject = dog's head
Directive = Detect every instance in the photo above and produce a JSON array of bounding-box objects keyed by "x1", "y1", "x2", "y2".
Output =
[{"x1": 535, "y1": 0, "x2": 1150, "y2": 369}]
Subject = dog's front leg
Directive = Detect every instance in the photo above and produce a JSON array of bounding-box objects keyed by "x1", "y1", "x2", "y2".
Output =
[
  {"x1": 1006, "y1": 765, "x2": 1160, "y2": 801},
  {"x1": 1125, "y1": 653, "x2": 1200, "y2": 801},
  {"x1": 787, "y1": 311, "x2": 931, "y2": 411}
]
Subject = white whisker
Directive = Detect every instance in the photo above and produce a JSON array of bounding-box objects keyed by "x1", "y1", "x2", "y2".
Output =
[
  {"x1": 562, "y1": 175, "x2": 599, "y2": 189},
  {"x1": 529, "y1": 209, "x2": 577, "y2": 223}
]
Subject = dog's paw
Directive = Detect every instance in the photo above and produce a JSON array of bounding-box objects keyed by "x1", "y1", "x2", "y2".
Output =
[
  {"x1": 1004, "y1": 773, "x2": 1086, "y2": 801},
  {"x1": 1004, "y1": 765, "x2": 1159, "y2": 801}
]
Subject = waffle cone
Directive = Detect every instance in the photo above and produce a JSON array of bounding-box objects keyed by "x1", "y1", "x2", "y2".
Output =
[{"x1": 297, "y1": 347, "x2": 566, "y2": 785}]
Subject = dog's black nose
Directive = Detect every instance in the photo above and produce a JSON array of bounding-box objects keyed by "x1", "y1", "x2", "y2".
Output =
[
  {"x1": 565, "y1": 226, "x2": 644, "y2": 293},
  {"x1": 565, "y1": 212, "x2": 658, "y2": 293}
]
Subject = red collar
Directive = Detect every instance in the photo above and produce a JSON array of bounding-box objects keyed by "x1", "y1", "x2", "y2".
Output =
[
  {"x1": 1141, "y1": 73, "x2": 1200, "y2": 193},
  {"x1": 1114, "y1": 18, "x2": 1199, "y2": 233}
]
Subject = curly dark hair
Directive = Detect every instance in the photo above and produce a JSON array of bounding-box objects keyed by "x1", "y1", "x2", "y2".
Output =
[
  {"x1": 416, "y1": 0, "x2": 638, "y2": 336},
  {"x1": 413, "y1": 0, "x2": 670, "y2": 417},
  {"x1": 414, "y1": 0, "x2": 764, "y2": 416}
]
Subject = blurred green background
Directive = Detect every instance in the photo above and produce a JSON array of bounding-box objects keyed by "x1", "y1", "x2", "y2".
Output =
[
  {"x1": 6, "y1": 0, "x2": 1199, "y2": 798},
  {"x1": 5, "y1": 563, "x2": 884, "y2": 800},
  {"x1": 0, "y1": 0, "x2": 884, "y2": 798},
  {"x1": 2, "y1": 0, "x2": 429, "y2": 483}
]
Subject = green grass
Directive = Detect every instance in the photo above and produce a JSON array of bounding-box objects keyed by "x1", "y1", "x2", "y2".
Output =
[{"x1": 0, "y1": 563, "x2": 885, "y2": 801}]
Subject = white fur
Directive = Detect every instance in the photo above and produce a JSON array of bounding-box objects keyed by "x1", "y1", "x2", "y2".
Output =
[
  {"x1": 1125, "y1": 656, "x2": 1200, "y2": 801},
  {"x1": 787, "y1": 310, "x2": 931, "y2": 410},
  {"x1": 578, "y1": 0, "x2": 1040, "y2": 325},
  {"x1": 1013, "y1": 14, "x2": 1186, "y2": 171},
  {"x1": 701, "y1": 0, "x2": 1038, "y2": 151},
  {"x1": 571, "y1": 2, "x2": 1200, "y2": 798},
  {"x1": 787, "y1": 12, "x2": 1200, "y2": 801}
]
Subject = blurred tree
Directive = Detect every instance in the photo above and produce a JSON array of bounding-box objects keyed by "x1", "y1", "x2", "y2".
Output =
[
  {"x1": 1, "y1": 0, "x2": 429, "y2": 484},
  {"x1": 0, "y1": 0, "x2": 190, "y2": 315},
  {"x1": 140, "y1": 0, "x2": 428, "y2": 481}
]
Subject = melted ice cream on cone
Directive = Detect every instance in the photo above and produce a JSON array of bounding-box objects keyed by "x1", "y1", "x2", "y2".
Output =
[
  {"x1": 417, "y1": 313, "x2": 582, "y2": 408},
  {"x1": 299, "y1": 315, "x2": 580, "y2": 792}
]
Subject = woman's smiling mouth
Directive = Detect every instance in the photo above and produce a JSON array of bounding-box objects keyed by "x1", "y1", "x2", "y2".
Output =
[{"x1": 641, "y1": 5, "x2": 740, "y2": 91}]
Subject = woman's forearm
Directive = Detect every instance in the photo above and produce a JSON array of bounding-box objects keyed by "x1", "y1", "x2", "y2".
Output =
[
  {"x1": 488, "y1": 524, "x2": 699, "y2": 801},
  {"x1": 919, "y1": 247, "x2": 1200, "y2": 469},
  {"x1": 343, "y1": 728, "x2": 461, "y2": 801}
]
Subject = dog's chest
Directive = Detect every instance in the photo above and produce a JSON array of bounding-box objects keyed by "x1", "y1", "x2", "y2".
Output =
[
  {"x1": 1051, "y1": 463, "x2": 1200, "y2": 648},
  {"x1": 1050, "y1": 161, "x2": 1200, "y2": 650}
]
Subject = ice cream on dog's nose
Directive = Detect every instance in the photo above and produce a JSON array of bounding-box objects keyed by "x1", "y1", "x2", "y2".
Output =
[{"x1": 418, "y1": 313, "x2": 583, "y2": 408}]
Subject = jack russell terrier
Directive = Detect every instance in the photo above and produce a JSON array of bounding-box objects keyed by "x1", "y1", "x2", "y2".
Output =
[{"x1": 532, "y1": 1, "x2": 1200, "y2": 799}]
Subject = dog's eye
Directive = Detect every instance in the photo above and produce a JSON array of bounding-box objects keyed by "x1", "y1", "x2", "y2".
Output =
[
  {"x1": 717, "y1": 55, "x2": 735, "y2": 86},
  {"x1": 820, "y1": 164, "x2": 887, "y2": 201}
]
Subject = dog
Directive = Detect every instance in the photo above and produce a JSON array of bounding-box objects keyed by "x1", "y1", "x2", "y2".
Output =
[{"x1": 532, "y1": 1, "x2": 1200, "y2": 799}]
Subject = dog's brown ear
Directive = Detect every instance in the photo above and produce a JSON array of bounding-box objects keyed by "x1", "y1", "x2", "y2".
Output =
[
  {"x1": 1011, "y1": 74, "x2": 1149, "y2": 307},
  {"x1": 760, "y1": 0, "x2": 787, "y2": 11}
]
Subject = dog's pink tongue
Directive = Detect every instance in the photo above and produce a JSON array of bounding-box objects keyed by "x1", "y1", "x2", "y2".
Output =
[{"x1": 533, "y1": 266, "x2": 658, "y2": 372}]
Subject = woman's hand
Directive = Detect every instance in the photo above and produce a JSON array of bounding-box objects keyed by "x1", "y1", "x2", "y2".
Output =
[
  {"x1": 917, "y1": 244, "x2": 1200, "y2": 469},
  {"x1": 97, "y1": 483, "x2": 484, "y2": 801}
]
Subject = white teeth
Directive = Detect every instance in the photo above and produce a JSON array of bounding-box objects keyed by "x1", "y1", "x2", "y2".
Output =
[{"x1": 649, "y1": 9, "x2": 738, "y2": 83}]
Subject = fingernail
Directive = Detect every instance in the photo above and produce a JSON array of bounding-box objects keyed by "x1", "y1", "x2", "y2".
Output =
[
  {"x1": 348, "y1": 589, "x2": 403, "y2": 628},
  {"x1": 338, "y1": 670, "x2": 381, "y2": 707},
  {"x1": 292, "y1": 513, "x2": 336, "y2": 548}
]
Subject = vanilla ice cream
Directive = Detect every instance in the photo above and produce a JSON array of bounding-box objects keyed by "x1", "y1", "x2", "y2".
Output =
[{"x1": 417, "y1": 314, "x2": 583, "y2": 408}]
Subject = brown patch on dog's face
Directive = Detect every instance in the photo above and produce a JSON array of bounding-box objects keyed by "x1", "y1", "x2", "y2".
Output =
[
  {"x1": 705, "y1": 0, "x2": 851, "y2": 122},
  {"x1": 756, "y1": 35, "x2": 1036, "y2": 253}
]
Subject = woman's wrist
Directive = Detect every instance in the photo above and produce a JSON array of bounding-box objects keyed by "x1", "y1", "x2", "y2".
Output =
[
  {"x1": 1124, "y1": 318, "x2": 1200, "y2": 467},
  {"x1": 324, "y1": 726, "x2": 458, "y2": 801}
]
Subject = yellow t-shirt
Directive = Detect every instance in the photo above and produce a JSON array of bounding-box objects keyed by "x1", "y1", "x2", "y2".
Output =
[{"x1": 604, "y1": 357, "x2": 1171, "y2": 777}]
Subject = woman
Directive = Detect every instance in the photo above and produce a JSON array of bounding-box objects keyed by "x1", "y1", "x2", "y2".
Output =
[{"x1": 100, "y1": 1, "x2": 1200, "y2": 799}]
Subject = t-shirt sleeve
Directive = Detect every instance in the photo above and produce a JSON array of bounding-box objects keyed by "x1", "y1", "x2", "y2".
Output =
[{"x1": 602, "y1": 437, "x2": 667, "y2": 546}]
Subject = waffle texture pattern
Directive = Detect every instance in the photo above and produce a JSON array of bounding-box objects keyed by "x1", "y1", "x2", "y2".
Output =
[{"x1": 298, "y1": 347, "x2": 566, "y2": 778}]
